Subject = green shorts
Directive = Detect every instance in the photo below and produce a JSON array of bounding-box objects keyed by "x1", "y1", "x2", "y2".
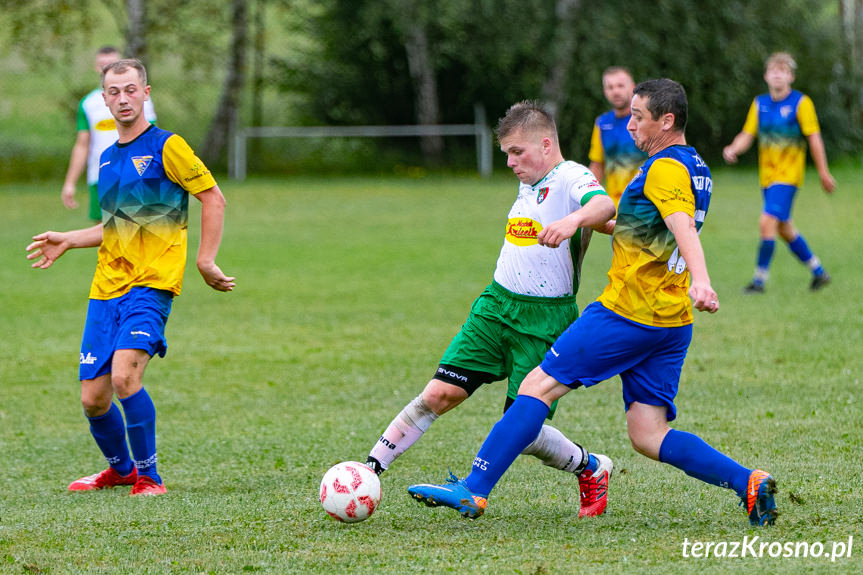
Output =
[
  {"x1": 437, "y1": 281, "x2": 580, "y2": 418},
  {"x1": 88, "y1": 183, "x2": 101, "y2": 221}
]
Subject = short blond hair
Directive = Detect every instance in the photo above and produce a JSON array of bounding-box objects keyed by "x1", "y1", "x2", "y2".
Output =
[{"x1": 765, "y1": 52, "x2": 797, "y2": 73}]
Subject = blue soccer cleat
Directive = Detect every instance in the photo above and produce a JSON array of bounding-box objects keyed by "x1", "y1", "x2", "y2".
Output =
[
  {"x1": 408, "y1": 472, "x2": 488, "y2": 519},
  {"x1": 744, "y1": 469, "x2": 778, "y2": 526}
]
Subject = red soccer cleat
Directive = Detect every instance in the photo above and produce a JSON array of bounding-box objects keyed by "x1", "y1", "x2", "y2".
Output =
[
  {"x1": 578, "y1": 453, "x2": 613, "y2": 518},
  {"x1": 129, "y1": 475, "x2": 167, "y2": 496},
  {"x1": 68, "y1": 467, "x2": 138, "y2": 491}
]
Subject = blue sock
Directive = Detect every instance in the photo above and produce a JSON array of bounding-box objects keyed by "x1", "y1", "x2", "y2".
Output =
[
  {"x1": 464, "y1": 395, "x2": 549, "y2": 497},
  {"x1": 756, "y1": 239, "x2": 775, "y2": 271},
  {"x1": 87, "y1": 403, "x2": 134, "y2": 476},
  {"x1": 788, "y1": 236, "x2": 824, "y2": 275},
  {"x1": 585, "y1": 453, "x2": 599, "y2": 473},
  {"x1": 659, "y1": 429, "x2": 751, "y2": 497},
  {"x1": 120, "y1": 388, "x2": 161, "y2": 484}
]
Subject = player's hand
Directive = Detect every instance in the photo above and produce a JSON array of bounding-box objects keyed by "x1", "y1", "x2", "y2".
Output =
[
  {"x1": 689, "y1": 282, "x2": 719, "y2": 313},
  {"x1": 198, "y1": 261, "x2": 236, "y2": 292},
  {"x1": 537, "y1": 216, "x2": 580, "y2": 248},
  {"x1": 26, "y1": 231, "x2": 70, "y2": 269},
  {"x1": 61, "y1": 184, "x2": 79, "y2": 209},
  {"x1": 722, "y1": 146, "x2": 738, "y2": 164},
  {"x1": 819, "y1": 171, "x2": 836, "y2": 194}
]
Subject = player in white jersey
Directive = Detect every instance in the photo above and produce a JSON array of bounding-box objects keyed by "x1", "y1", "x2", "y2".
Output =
[
  {"x1": 62, "y1": 46, "x2": 157, "y2": 220},
  {"x1": 366, "y1": 101, "x2": 617, "y2": 516}
]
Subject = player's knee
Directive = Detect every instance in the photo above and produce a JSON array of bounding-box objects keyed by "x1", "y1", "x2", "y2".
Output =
[
  {"x1": 422, "y1": 380, "x2": 468, "y2": 415},
  {"x1": 80, "y1": 391, "x2": 112, "y2": 417},
  {"x1": 110, "y1": 371, "x2": 142, "y2": 397}
]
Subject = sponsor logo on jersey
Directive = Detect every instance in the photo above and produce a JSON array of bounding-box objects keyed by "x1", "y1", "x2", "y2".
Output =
[
  {"x1": 780, "y1": 105, "x2": 793, "y2": 118},
  {"x1": 131, "y1": 156, "x2": 153, "y2": 176},
  {"x1": 80, "y1": 352, "x2": 98, "y2": 365},
  {"x1": 95, "y1": 118, "x2": 117, "y2": 131},
  {"x1": 505, "y1": 217, "x2": 543, "y2": 246},
  {"x1": 130, "y1": 330, "x2": 151, "y2": 338},
  {"x1": 536, "y1": 187, "x2": 549, "y2": 204}
]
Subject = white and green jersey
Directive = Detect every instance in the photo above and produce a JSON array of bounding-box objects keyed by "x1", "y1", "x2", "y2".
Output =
[
  {"x1": 493, "y1": 161, "x2": 607, "y2": 298},
  {"x1": 77, "y1": 88, "x2": 157, "y2": 185}
]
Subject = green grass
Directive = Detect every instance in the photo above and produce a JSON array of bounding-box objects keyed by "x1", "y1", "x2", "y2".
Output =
[{"x1": 1, "y1": 168, "x2": 861, "y2": 574}]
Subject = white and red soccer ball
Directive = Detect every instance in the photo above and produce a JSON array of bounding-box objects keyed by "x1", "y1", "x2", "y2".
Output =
[{"x1": 319, "y1": 461, "x2": 382, "y2": 523}]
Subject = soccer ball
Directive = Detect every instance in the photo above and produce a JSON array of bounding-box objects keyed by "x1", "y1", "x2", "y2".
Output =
[{"x1": 319, "y1": 461, "x2": 382, "y2": 523}]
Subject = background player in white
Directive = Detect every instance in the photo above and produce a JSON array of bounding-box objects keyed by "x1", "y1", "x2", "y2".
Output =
[
  {"x1": 366, "y1": 100, "x2": 617, "y2": 517},
  {"x1": 61, "y1": 46, "x2": 157, "y2": 220}
]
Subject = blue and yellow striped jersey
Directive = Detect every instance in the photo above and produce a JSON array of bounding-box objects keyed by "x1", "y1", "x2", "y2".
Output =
[
  {"x1": 742, "y1": 90, "x2": 820, "y2": 189},
  {"x1": 588, "y1": 110, "x2": 647, "y2": 207},
  {"x1": 91, "y1": 125, "x2": 217, "y2": 300},
  {"x1": 598, "y1": 145, "x2": 712, "y2": 327}
]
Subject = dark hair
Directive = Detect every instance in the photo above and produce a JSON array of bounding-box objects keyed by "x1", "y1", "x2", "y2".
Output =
[
  {"x1": 101, "y1": 58, "x2": 148, "y2": 88},
  {"x1": 633, "y1": 78, "x2": 687, "y2": 132},
  {"x1": 97, "y1": 45, "x2": 120, "y2": 56},
  {"x1": 495, "y1": 100, "x2": 558, "y2": 144}
]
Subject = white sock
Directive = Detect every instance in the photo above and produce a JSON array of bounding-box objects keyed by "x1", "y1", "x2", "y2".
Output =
[
  {"x1": 522, "y1": 424, "x2": 588, "y2": 474},
  {"x1": 368, "y1": 395, "x2": 438, "y2": 471}
]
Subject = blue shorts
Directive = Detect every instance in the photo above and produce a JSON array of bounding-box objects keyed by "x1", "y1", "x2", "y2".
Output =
[
  {"x1": 540, "y1": 301, "x2": 692, "y2": 421},
  {"x1": 79, "y1": 287, "x2": 173, "y2": 381},
  {"x1": 762, "y1": 184, "x2": 797, "y2": 222}
]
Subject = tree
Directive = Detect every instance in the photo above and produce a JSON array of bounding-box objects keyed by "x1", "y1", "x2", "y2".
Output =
[
  {"x1": 200, "y1": 0, "x2": 248, "y2": 165},
  {"x1": 540, "y1": 0, "x2": 580, "y2": 121}
]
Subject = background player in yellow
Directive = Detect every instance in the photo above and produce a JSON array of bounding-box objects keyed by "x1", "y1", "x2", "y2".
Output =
[
  {"x1": 27, "y1": 59, "x2": 234, "y2": 496},
  {"x1": 588, "y1": 67, "x2": 647, "y2": 209},
  {"x1": 723, "y1": 52, "x2": 835, "y2": 293}
]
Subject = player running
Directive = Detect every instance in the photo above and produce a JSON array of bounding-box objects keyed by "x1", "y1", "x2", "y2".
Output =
[
  {"x1": 723, "y1": 52, "x2": 835, "y2": 293},
  {"x1": 366, "y1": 100, "x2": 617, "y2": 518},
  {"x1": 409, "y1": 79, "x2": 778, "y2": 527}
]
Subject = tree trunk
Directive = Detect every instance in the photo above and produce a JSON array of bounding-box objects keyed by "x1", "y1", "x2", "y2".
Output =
[
  {"x1": 201, "y1": 0, "x2": 248, "y2": 166},
  {"x1": 125, "y1": 0, "x2": 148, "y2": 66},
  {"x1": 540, "y1": 0, "x2": 580, "y2": 121},
  {"x1": 400, "y1": 3, "x2": 443, "y2": 163}
]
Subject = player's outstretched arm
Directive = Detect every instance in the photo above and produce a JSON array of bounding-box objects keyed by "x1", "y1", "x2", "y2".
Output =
[
  {"x1": 26, "y1": 224, "x2": 102, "y2": 269},
  {"x1": 722, "y1": 131, "x2": 754, "y2": 164},
  {"x1": 537, "y1": 194, "x2": 616, "y2": 248},
  {"x1": 664, "y1": 211, "x2": 718, "y2": 314},
  {"x1": 195, "y1": 186, "x2": 235, "y2": 292}
]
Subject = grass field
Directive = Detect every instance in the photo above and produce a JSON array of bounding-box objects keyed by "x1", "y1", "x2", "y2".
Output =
[{"x1": 1, "y1": 168, "x2": 861, "y2": 574}]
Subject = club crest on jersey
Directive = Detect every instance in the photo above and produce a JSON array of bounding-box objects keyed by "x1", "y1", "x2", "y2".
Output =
[
  {"x1": 536, "y1": 187, "x2": 549, "y2": 204},
  {"x1": 131, "y1": 156, "x2": 153, "y2": 176}
]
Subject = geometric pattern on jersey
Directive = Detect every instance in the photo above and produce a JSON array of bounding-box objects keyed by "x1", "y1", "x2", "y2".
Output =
[
  {"x1": 598, "y1": 145, "x2": 712, "y2": 327},
  {"x1": 492, "y1": 161, "x2": 606, "y2": 298},
  {"x1": 588, "y1": 110, "x2": 647, "y2": 205},
  {"x1": 742, "y1": 90, "x2": 820, "y2": 189},
  {"x1": 91, "y1": 125, "x2": 216, "y2": 300}
]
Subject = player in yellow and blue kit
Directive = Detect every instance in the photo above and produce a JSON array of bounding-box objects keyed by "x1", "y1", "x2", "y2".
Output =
[
  {"x1": 27, "y1": 59, "x2": 234, "y2": 496},
  {"x1": 724, "y1": 52, "x2": 835, "y2": 293},
  {"x1": 588, "y1": 67, "x2": 648, "y2": 209},
  {"x1": 409, "y1": 79, "x2": 778, "y2": 527}
]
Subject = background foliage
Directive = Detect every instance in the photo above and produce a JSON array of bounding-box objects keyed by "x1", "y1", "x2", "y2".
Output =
[{"x1": 0, "y1": 0, "x2": 860, "y2": 179}]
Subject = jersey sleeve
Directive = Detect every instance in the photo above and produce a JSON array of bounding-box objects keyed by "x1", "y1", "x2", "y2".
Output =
[
  {"x1": 587, "y1": 121, "x2": 604, "y2": 164},
  {"x1": 76, "y1": 98, "x2": 89, "y2": 132},
  {"x1": 643, "y1": 158, "x2": 695, "y2": 219},
  {"x1": 741, "y1": 100, "x2": 759, "y2": 135},
  {"x1": 796, "y1": 94, "x2": 821, "y2": 136},
  {"x1": 568, "y1": 165, "x2": 607, "y2": 206},
  {"x1": 162, "y1": 134, "x2": 217, "y2": 194}
]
